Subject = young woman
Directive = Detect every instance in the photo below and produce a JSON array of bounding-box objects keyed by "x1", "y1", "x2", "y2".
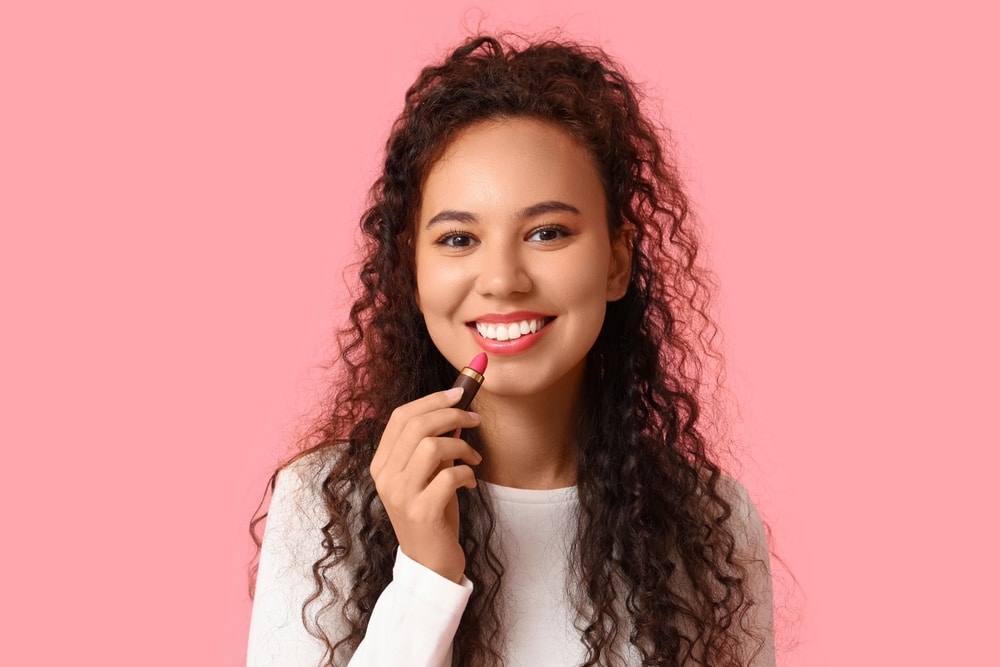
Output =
[{"x1": 247, "y1": 35, "x2": 775, "y2": 667}]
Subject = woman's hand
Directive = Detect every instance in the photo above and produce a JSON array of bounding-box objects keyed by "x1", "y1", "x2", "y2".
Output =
[{"x1": 369, "y1": 387, "x2": 482, "y2": 583}]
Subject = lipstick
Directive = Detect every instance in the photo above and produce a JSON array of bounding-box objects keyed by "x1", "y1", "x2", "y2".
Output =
[{"x1": 451, "y1": 352, "x2": 487, "y2": 411}]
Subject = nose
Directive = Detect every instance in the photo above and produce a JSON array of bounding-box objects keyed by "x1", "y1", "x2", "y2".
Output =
[{"x1": 473, "y1": 241, "x2": 532, "y2": 297}]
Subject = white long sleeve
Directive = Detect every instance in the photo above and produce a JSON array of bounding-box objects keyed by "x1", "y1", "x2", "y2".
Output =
[
  {"x1": 247, "y1": 458, "x2": 775, "y2": 666},
  {"x1": 348, "y1": 551, "x2": 472, "y2": 665},
  {"x1": 246, "y1": 460, "x2": 472, "y2": 666},
  {"x1": 720, "y1": 476, "x2": 776, "y2": 667}
]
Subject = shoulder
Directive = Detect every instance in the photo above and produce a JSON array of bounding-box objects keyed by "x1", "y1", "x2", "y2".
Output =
[
  {"x1": 715, "y1": 474, "x2": 764, "y2": 528},
  {"x1": 263, "y1": 445, "x2": 352, "y2": 564},
  {"x1": 716, "y1": 474, "x2": 776, "y2": 663},
  {"x1": 248, "y1": 447, "x2": 351, "y2": 665},
  {"x1": 688, "y1": 468, "x2": 771, "y2": 580},
  {"x1": 273, "y1": 447, "x2": 340, "y2": 498},
  {"x1": 713, "y1": 473, "x2": 769, "y2": 559},
  {"x1": 276, "y1": 443, "x2": 346, "y2": 487}
]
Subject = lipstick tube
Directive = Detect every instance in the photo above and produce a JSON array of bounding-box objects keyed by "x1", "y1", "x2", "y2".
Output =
[{"x1": 451, "y1": 353, "x2": 487, "y2": 411}]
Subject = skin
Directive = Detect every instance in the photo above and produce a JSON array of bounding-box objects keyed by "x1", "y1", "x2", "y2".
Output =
[{"x1": 369, "y1": 118, "x2": 631, "y2": 583}]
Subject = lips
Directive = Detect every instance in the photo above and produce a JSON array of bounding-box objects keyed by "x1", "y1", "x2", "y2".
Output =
[{"x1": 474, "y1": 317, "x2": 551, "y2": 341}]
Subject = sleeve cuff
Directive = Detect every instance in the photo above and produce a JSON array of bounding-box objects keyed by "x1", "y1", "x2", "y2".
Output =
[
  {"x1": 393, "y1": 548, "x2": 474, "y2": 605},
  {"x1": 350, "y1": 548, "x2": 472, "y2": 665}
]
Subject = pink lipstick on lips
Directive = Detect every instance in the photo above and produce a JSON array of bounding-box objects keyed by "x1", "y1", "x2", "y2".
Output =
[
  {"x1": 451, "y1": 352, "x2": 487, "y2": 411},
  {"x1": 470, "y1": 312, "x2": 553, "y2": 355}
]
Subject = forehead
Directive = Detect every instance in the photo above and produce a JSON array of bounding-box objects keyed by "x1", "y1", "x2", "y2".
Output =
[{"x1": 418, "y1": 118, "x2": 606, "y2": 223}]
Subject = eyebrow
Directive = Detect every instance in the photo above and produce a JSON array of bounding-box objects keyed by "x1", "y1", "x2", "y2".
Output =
[{"x1": 424, "y1": 200, "x2": 582, "y2": 228}]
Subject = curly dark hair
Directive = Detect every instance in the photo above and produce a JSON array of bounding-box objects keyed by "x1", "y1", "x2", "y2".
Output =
[{"x1": 252, "y1": 34, "x2": 768, "y2": 666}]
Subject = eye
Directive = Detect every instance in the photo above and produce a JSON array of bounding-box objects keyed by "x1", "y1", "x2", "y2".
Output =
[
  {"x1": 526, "y1": 225, "x2": 571, "y2": 242},
  {"x1": 435, "y1": 231, "x2": 478, "y2": 248}
]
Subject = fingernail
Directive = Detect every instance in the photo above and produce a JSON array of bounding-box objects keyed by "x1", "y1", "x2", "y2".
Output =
[
  {"x1": 467, "y1": 411, "x2": 481, "y2": 422},
  {"x1": 445, "y1": 387, "x2": 464, "y2": 399}
]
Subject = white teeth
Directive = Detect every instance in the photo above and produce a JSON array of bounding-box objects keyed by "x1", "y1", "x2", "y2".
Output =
[{"x1": 474, "y1": 318, "x2": 547, "y2": 341}]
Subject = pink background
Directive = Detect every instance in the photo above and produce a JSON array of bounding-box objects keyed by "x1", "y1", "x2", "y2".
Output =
[{"x1": 2, "y1": 1, "x2": 997, "y2": 664}]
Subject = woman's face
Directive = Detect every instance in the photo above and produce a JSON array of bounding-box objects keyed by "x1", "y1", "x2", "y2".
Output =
[{"x1": 414, "y1": 117, "x2": 630, "y2": 399}]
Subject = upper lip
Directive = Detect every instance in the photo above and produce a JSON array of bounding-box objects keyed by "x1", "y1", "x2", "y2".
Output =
[{"x1": 468, "y1": 311, "x2": 552, "y2": 325}]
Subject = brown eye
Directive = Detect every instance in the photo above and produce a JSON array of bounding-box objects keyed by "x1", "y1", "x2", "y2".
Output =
[
  {"x1": 527, "y1": 226, "x2": 570, "y2": 242},
  {"x1": 438, "y1": 232, "x2": 477, "y2": 248}
]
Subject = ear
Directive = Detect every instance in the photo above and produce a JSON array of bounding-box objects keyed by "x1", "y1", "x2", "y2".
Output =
[{"x1": 606, "y1": 227, "x2": 633, "y2": 302}]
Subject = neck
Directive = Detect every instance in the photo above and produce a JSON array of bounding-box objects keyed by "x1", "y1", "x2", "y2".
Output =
[{"x1": 471, "y1": 385, "x2": 581, "y2": 490}]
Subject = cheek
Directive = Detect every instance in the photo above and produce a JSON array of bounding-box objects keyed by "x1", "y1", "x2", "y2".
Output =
[
  {"x1": 415, "y1": 262, "x2": 465, "y2": 316},
  {"x1": 560, "y1": 247, "x2": 614, "y2": 305},
  {"x1": 414, "y1": 249, "x2": 438, "y2": 309},
  {"x1": 552, "y1": 267, "x2": 611, "y2": 332}
]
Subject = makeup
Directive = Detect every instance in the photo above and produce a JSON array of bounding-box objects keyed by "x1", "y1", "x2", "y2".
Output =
[
  {"x1": 451, "y1": 352, "x2": 487, "y2": 410},
  {"x1": 469, "y1": 312, "x2": 553, "y2": 356}
]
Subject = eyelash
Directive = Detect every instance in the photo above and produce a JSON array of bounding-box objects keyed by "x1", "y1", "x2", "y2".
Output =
[
  {"x1": 434, "y1": 229, "x2": 477, "y2": 248},
  {"x1": 527, "y1": 225, "x2": 571, "y2": 242},
  {"x1": 433, "y1": 225, "x2": 572, "y2": 248}
]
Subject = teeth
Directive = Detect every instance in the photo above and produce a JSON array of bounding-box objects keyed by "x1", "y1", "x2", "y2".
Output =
[{"x1": 475, "y1": 318, "x2": 547, "y2": 341}]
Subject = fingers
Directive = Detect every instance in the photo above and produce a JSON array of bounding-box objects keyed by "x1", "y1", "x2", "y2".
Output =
[
  {"x1": 406, "y1": 435, "x2": 482, "y2": 477},
  {"x1": 367, "y1": 387, "x2": 484, "y2": 581},
  {"x1": 372, "y1": 433, "x2": 481, "y2": 499},
  {"x1": 376, "y1": 461, "x2": 479, "y2": 526},
  {"x1": 423, "y1": 464, "x2": 479, "y2": 506},
  {"x1": 371, "y1": 387, "x2": 479, "y2": 476}
]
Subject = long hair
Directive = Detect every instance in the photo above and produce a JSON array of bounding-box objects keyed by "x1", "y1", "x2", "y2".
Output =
[{"x1": 253, "y1": 34, "x2": 766, "y2": 666}]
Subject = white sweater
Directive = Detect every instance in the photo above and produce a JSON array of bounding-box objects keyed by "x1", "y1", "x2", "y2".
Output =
[{"x1": 246, "y1": 460, "x2": 775, "y2": 666}]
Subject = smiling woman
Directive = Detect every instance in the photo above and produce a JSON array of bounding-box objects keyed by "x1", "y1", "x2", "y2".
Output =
[
  {"x1": 416, "y1": 118, "x2": 631, "y2": 404},
  {"x1": 248, "y1": 34, "x2": 775, "y2": 666}
]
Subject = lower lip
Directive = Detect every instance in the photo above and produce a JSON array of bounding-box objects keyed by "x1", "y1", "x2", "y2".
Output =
[{"x1": 468, "y1": 322, "x2": 551, "y2": 355}]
